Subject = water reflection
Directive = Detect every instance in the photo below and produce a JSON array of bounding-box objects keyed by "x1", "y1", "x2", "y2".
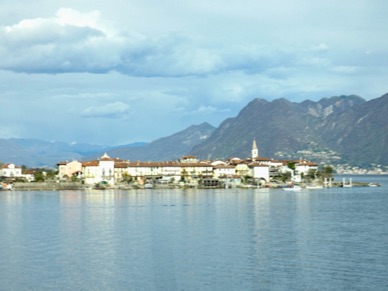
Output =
[{"x1": 0, "y1": 184, "x2": 387, "y2": 290}]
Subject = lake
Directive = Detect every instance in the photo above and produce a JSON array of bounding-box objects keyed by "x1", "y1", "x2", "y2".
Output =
[{"x1": 0, "y1": 175, "x2": 387, "y2": 290}]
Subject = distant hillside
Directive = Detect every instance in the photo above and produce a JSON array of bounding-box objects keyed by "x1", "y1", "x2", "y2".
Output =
[
  {"x1": 0, "y1": 139, "x2": 133, "y2": 167},
  {"x1": 0, "y1": 123, "x2": 215, "y2": 167},
  {"x1": 189, "y1": 94, "x2": 388, "y2": 167},
  {"x1": 104, "y1": 122, "x2": 216, "y2": 161},
  {"x1": 189, "y1": 98, "x2": 318, "y2": 159},
  {"x1": 318, "y1": 93, "x2": 388, "y2": 166}
]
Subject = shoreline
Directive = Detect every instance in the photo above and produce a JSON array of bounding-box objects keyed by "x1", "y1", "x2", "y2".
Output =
[{"x1": 2, "y1": 180, "x2": 380, "y2": 191}]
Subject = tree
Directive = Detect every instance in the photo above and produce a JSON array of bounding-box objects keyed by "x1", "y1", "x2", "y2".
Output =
[
  {"x1": 287, "y1": 162, "x2": 296, "y2": 170},
  {"x1": 280, "y1": 172, "x2": 291, "y2": 183},
  {"x1": 32, "y1": 168, "x2": 56, "y2": 182},
  {"x1": 319, "y1": 165, "x2": 334, "y2": 179},
  {"x1": 181, "y1": 169, "x2": 188, "y2": 182},
  {"x1": 306, "y1": 169, "x2": 318, "y2": 179},
  {"x1": 122, "y1": 172, "x2": 133, "y2": 183}
]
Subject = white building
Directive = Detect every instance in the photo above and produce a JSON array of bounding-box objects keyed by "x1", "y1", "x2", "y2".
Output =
[
  {"x1": 81, "y1": 154, "x2": 119, "y2": 185},
  {"x1": 126, "y1": 161, "x2": 182, "y2": 183},
  {"x1": 1, "y1": 164, "x2": 22, "y2": 178},
  {"x1": 295, "y1": 160, "x2": 319, "y2": 176},
  {"x1": 99, "y1": 153, "x2": 115, "y2": 185},
  {"x1": 213, "y1": 164, "x2": 236, "y2": 178},
  {"x1": 249, "y1": 163, "x2": 270, "y2": 183}
]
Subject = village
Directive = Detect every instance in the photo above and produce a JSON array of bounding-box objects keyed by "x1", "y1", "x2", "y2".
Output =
[{"x1": 1, "y1": 140, "x2": 339, "y2": 190}]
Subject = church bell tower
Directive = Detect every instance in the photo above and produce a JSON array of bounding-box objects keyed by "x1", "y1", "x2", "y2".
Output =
[{"x1": 251, "y1": 139, "x2": 259, "y2": 160}]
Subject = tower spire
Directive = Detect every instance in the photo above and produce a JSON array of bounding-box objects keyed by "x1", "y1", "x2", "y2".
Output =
[{"x1": 252, "y1": 139, "x2": 259, "y2": 160}]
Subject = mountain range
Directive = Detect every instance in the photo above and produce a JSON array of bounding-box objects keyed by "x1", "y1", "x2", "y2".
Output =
[
  {"x1": 190, "y1": 93, "x2": 388, "y2": 167},
  {"x1": 1, "y1": 93, "x2": 387, "y2": 168}
]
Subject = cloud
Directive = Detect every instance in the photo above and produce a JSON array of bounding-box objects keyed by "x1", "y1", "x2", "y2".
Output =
[
  {"x1": 116, "y1": 34, "x2": 224, "y2": 77},
  {"x1": 81, "y1": 102, "x2": 130, "y2": 118},
  {"x1": 0, "y1": 8, "x2": 124, "y2": 74},
  {"x1": 311, "y1": 43, "x2": 329, "y2": 53},
  {"x1": 191, "y1": 106, "x2": 223, "y2": 114},
  {"x1": 3, "y1": 7, "x2": 377, "y2": 82},
  {"x1": 331, "y1": 65, "x2": 359, "y2": 74},
  {"x1": 174, "y1": 104, "x2": 231, "y2": 117},
  {"x1": 0, "y1": 8, "x2": 299, "y2": 78},
  {"x1": 1, "y1": 1, "x2": 387, "y2": 147}
]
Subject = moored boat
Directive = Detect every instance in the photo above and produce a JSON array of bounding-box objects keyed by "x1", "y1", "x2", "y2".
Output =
[
  {"x1": 283, "y1": 185, "x2": 302, "y2": 191},
  {"x1": 306, "y1": 185, "x2": 323, "y2": 189}
]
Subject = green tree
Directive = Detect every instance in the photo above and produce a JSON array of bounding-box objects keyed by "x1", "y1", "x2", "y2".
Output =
[
  {"x1": 181, "y1": 169, "x2": 188, "y2": 182},
  {"x1": 280, "y1": 172, "x2": 291, "y2": 183},
  {"x1": 122, "y1": 172, "x2": 133, "y2": 183},
  {"x1": 287, "y1": 162, "x2": 296, "y2": 170},
  {"x1": 32, "y1": 168, "x2": 56, "y2": 182},
  {"x1": 34, "y1": 171, "x2": 45, "y2": 182},
  {"x1": 320, "y1": 165, "x2": 334, "y2": 179},
  {"x1": 306, "y1": 169, "x2": 318, "y2": 179}
]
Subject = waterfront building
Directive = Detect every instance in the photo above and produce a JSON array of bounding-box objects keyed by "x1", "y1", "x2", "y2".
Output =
[
  {"x1": 248, "y1": 163, "x2": 270, "y2": 184},
  {"x1": 81, "y1": 154, "x2": 128, "y2": 185},
  {"x1": 114, "y1": 161, "x2": 131, "y2": 182},
  {"x1": 57, "y1": 160, "x2": 82, "y2": 180},
  {"x1": 54, "y1": 141, "x2": 320, "y2": 187},
  {"x1": 0, "y1": 163, "x2": 22, "y2": 179},
  {"x1": 82, "y1": 161, "x2": 100, "y2": 185},
  {"x1": 98, "y1": 153, "x2": 115, "y2": 185},
  {"x1": 234, "y1": 162, "x2": 250, "y2": 178},
  {"x1": 213, "y1": 164, "x2": 236, "y2": 178},
  {"x1": 126, "y1": 161, "x2": 181, "y2": 183},
  {"x1": 295, "y1": 160, "x2": 319, "y2": 176},
  {"x1": 180, "y1": 162, "x2": 214, "y2": 184}
]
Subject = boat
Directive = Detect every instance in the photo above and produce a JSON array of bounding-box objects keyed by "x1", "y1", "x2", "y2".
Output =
[
  {"x1": 283, "y1": 185, "x2": 302, "y2": 191},
  {"x1": 306, "y1": 185, "x2": 323, "y2": 189},
  {"x1": 0, "y1": 183, "x2": 13, "y2": 191}
]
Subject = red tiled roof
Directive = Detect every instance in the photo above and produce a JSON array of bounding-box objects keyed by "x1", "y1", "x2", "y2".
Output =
[
  {"x1": 249, "y1": 163, "x2": 269, "y2": 167},
  {"x1": 297, "y1": 161, "x2": 318, "y2": 166},
  {"x1": 1, "y1": 163, "x2": 21, "y2": 169},
  {"x1": 254, "y1": 156, "x2": 271, "y2": 161},
  {"x1": 82, "y1": 161, "x2": 99, "y2": 167}
]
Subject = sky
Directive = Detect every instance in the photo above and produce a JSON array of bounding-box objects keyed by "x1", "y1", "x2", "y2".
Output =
[{"x1": 1, "y1": 0, "x2": 387, "y2": 145}]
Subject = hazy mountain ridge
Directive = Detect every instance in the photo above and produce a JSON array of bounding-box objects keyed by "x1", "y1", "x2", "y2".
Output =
[
  {"x1": 0, "y1": 139, "x2": 135, "y2": 167},
  {"x1": 1, "y1": 94, "x2": 387, "y2": 168},
  {"x1": 103, "y1": 122, "x2": 216, "y2": 161},
  {"x1": 0, "y1": 123, "x2": 215, "y2": 167}
]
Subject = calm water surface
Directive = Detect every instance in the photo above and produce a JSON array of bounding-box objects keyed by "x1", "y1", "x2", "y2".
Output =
[{"x1": 1, "y1": 175, "x2": 387, "y2": 290}]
